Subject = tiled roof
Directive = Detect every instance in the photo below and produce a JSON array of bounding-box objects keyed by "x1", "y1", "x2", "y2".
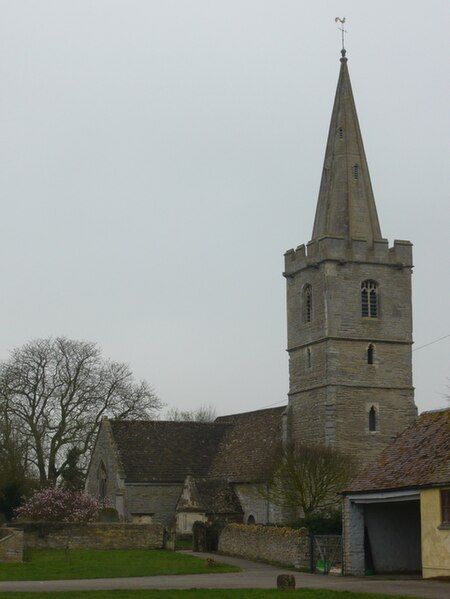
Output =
[
  {"x1": 345, "y1": 408, "x2": 450, "y2": 494},
  {"x1": 209, "y1": 406, "x2": 286, "y2": 482},
  {"x1": 177, "y1": 477, "x2": 243, "y2": 514},
  {"x1": 107, "y1": 405, "x2": 286, "y2": 484},
  {"x1": 108, "y1": 420, "x2": 229, "y2": 483}
]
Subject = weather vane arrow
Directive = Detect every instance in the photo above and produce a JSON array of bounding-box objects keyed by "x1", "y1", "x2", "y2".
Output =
[{"x1": 335, "y1": 17, "x2": 347, "y2": 55}]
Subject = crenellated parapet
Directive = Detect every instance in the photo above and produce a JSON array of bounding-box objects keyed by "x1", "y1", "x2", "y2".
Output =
[{"x1": 283, "y1": 236, "x2": 413, "y2": 277}]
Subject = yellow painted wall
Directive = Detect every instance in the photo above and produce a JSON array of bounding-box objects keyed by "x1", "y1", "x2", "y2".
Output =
[{"x1": 420, "y1": 488, "x2": 450, "y2": 578}]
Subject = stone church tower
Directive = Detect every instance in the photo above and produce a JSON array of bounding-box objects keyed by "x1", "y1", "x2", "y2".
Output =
[{"x1": 283, "y1": 50, "x2": 417, "y2": 462}]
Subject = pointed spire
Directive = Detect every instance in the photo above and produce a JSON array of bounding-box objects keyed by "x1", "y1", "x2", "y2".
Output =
[{"x1": 311, "y1": 53, "x2": 382, "y2": 245}]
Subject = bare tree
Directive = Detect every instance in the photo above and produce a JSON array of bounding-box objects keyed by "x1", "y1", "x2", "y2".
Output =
[
  {"x1": 0, "y1": 337, "x2": 162, "y2": 486},
  {"x1": 165, "y1": 404, "x2": 217, "y2": 422},
  {"x1": 0, "y1": 403, "x2": 36, "y2": 520},
  {"x1": 262, "y1": 443, "x2": 355, "y2": 517}
]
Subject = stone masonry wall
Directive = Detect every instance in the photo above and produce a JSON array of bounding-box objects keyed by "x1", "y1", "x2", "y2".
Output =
[
  {"x1": 16, "y1": 522, "x2": 164, "y2": 551},
  {"x1": 342, "y1": 496, "x2": 365, "y2": 576},
  {"x1": 85, "y1": 420, "x2": 125, "y2": 517},
  {"x1": 218, "y1": 524, "x2": 310, "y2": 569},
  {"x1": 285, "y1": 244, "x2": 417, "y2": 466},
  {"x1": 0, "y1": 528, "x2": 23, "y2": 562},
  {"x1": 85, "y1": 423, "x2": 185, "y2": 526},
  {"x1": 234, "y1": 484, "x2": 284, "y2": 525},
  {"x1": 126, "y1": 484, "x2": 183, "y2": 527}
]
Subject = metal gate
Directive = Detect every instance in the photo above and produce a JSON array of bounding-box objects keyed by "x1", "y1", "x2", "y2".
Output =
[{"x1": 310, "y1": 534, "x2": 342, "y2": 575}]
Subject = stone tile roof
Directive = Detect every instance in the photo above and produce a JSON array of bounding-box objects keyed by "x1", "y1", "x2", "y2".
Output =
[
  {"x1": 108, "y1": 420, "x2": 229, "y2": 483},
  {"x1": 107, "y1": 405, "x2": 286, "y2": 485},
  {"x1": 345, "y1": 408, "x2": 450, "y2": 494},
  {"x1": 209, "y1": 406, "x2": 286, "y2": 482},
  {"x1": 177, "y1": 476, "x2": 243, "y2": 514}
]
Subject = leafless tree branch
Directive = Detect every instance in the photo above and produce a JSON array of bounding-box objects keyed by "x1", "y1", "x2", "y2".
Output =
[{"x1": 0, "y1": 337, "x2": 163, "y2": 486}]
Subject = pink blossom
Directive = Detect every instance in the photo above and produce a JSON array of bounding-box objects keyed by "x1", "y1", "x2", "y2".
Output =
[{"x1": 15, "y1": 488, "x2": 110, "y2": 522}]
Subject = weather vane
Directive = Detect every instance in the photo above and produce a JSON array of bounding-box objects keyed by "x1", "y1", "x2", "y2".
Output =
[{"x1": 335, "y1": 17, "x2": 347, "y2": 55}]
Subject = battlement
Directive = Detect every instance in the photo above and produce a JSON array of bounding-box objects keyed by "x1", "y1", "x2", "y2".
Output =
[{"x1": 283, "y1": 236, "x2": 413, "y2": 276}]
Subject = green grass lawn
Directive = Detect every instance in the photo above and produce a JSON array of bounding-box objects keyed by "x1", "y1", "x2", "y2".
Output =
[
  {"x1": 0, "y1": 589, "x2": 426, "y2": 599},
  {"x1": 0, "y1": 549, "x2": 239, "y2": 581},
  {"x1": 175, "y1": 539, "x2": 192, "y2": 550}
]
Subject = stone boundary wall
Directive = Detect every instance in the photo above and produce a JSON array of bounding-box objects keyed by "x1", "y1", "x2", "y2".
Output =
[
  {"x1": 218, "y1": 523, "x2": 310, "y2": 569},
  {"x1": 0, "y1": 527, "x2": 24, "y2": 562},
  {"x1": 12, "y1": 522, "x2": 164, "y2": 551}
]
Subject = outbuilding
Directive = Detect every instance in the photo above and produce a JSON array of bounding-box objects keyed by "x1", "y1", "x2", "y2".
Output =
[{"x1": 343, "y1": 408, "x2": 450, "y2": 579}]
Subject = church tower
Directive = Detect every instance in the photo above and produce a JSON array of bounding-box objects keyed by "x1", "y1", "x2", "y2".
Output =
[{"x1": 284, "y1": 50, "x2": 417, "y2": 462}]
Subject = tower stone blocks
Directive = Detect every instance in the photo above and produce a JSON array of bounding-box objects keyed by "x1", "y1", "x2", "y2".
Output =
[
  {"x1": 284, "y1": 52, "x2": 417, "y2": 463},
  {"x1": 284, "y1": 238, "x2": 417, "y2": 462}
]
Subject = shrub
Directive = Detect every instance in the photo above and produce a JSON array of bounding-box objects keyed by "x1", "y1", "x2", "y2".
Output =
[
  {"x1": 293, "y1": 510, "x2": 342, "y2": 535},
  {"x1": 15, "y1": 487, "x2": 109, "y2": 523}
]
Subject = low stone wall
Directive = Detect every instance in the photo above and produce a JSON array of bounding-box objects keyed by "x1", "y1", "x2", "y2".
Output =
[
  {"x1": 0, "y1": 528, "x2": 24, "y2": 562},
  {"x1": 218, "y1": 523, "x2": 310, "y2": 569},
  {"x1": 13, "y1": 522, "x2": 164, "y2": 551}
]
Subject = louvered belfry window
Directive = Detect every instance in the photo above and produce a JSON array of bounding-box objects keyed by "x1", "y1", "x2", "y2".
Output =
[{"x1": 361, "y1": 280, "x2": 378, "y2": 318}]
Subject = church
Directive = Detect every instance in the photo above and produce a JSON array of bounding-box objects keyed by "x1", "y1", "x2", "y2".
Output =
[{"x1": 86, "y1": 49, "x2": 417, "y2": 528}]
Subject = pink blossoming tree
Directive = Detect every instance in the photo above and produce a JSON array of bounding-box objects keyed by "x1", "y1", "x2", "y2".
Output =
[{"x1": 15, "y1": 487, "x2": 109, "y2": 523}]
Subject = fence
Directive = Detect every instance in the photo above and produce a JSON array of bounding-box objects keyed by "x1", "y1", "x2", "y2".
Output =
[{"x1": 310, "y1": 534, "x2": 342, "y2": 574}]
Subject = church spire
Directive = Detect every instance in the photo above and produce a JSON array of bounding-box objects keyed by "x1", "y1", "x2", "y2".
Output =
[{"x1": 311, "y1": 52, "x2": 382, "y2": 245}]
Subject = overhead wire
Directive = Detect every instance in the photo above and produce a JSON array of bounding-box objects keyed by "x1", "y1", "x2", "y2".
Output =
[{"x1": 412, "y1": 333, "x2": 450, "y2": 352}]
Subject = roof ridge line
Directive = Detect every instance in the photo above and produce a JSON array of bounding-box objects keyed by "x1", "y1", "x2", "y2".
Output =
[{"x1": 216, "y1": 405, "x2": 287, "y2": 419}]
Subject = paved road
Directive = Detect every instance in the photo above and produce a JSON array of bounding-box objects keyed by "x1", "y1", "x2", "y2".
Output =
[{"x1": 0, "y1": 551, "x2": 447, "y2": 598}]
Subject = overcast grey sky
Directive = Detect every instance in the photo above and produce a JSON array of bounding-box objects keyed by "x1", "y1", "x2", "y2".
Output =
[{"x1": 0, "y1": 1, "x2": 448, "y2": 416}]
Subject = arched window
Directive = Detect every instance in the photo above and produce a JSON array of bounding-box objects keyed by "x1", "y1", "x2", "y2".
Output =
[
  {"x1": 367, "y1": 344, "x2": 375, "y2": 365},
  {"x1": 98, "y1": 462, "x2": 107, "y2": 500},
  {"x1": 361, "y1": 280, "x2": 378, "y2": 318},
  {"x1": 303, "y1": 284, "x2": 313, "y2": 323},
  {"x1": 247, "y1": 515, "x2": 256, "y2": 524},
  {"x1": 368, "y1": 406, "x2": 377, "y2": 432},
  {"x1": 307, "y1": 347, "x2": 312, "y2": 369}
]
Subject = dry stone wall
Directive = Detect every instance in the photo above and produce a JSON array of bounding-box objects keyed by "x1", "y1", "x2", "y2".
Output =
[
  {"x1": 15, "y1": 522, "x2": 164, "y2": 551},
  {"x1": 0, "y1": 528, "x2": 24, "y2": 562},
  {"x1": 218, "y1": 523, "x2": 310, "y2": 568}
]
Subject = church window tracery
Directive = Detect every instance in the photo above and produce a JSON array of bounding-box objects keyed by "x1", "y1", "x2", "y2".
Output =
[
  {"x1": 303, "y1": 284, "x2": 313, "y2": 323},
  {"x1": 361, "y1": 280, "x2": 378, "y2": 318}
]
